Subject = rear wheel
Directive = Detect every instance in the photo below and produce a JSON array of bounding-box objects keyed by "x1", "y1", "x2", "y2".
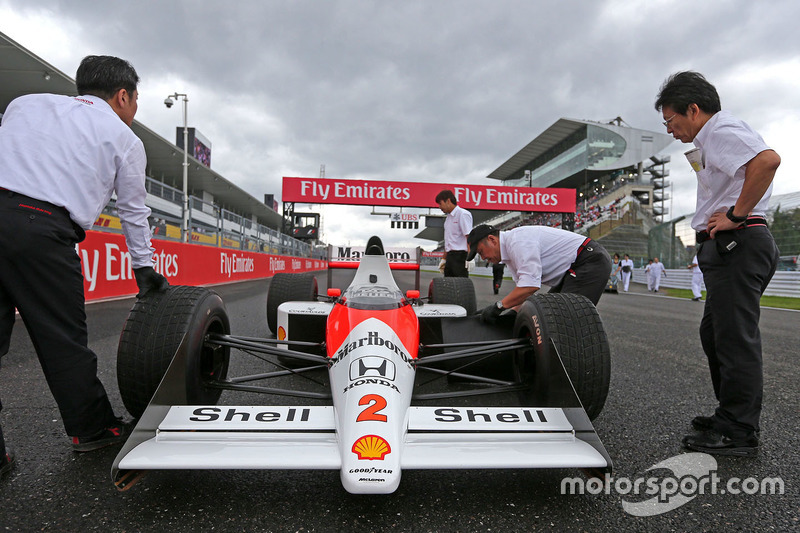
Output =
[
  {"x1": 428, "y1": 277, "x2": 477, "y2": 315},
  {"x1": 117, "y1": 286, "x2": 230, "y2": 419},
  {"x1": 266, "y1": 273, "x2": 318, "y2": 334},
  {"x1": 512, "y1": 293, "x2": 610, "y2": 420}
]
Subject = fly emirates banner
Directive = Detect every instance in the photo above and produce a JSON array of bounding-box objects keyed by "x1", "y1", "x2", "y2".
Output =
[
  {"x1": 282, "y1": 177, "x2": 576, "y2": 212},
  {"x1": 76, "y1": 231, "x2": 325, "y2": 301}
]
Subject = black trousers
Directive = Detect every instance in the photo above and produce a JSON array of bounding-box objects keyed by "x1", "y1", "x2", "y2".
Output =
[
  {"x1": 444, "y1": 250, "x2": 469, "y2": 278},
  {"x1": 697, "y1": 225, "x2": 778, "y2": 439},
  {"x1": 492, "y1": 263, "x2": 505, "y2": 290},
  {"x1": 0, "y1": 190, "x2": 118, "y2": 440},
  {"x1": 549, "y1": 240, "x2": 612, "y2": 306}
]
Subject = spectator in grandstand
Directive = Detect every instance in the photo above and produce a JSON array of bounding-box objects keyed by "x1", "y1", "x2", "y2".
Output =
[
  {"x1": 0, "y1": 55, "x2": 169, "y2": 473},
  {"x1": 466, "y1": 224, "x2": 611, "y2": 324},
  {"x1": 688, "y1": 255, "x2": 703, "y2": 301},
  {"x1": 620, "y1": 253, "x2": 634, "y2": 292},
  {"x1": 648, "y1": 257, "x2": 666, "y2": 292},
  {"x1": 656, "y1": 70, "x2": 779, "y2": 456},
  {"x1": 436, "y1": 189, "x2": 473, "y2": 278}
]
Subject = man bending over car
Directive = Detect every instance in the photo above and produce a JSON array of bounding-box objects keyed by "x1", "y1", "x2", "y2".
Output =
[{"x1": 467, "y1": 224, "x2": 611, "y2": 324}]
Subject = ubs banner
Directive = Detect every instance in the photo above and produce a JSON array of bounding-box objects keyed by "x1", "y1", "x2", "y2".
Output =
[
  {"x1": 282, "y1": 177, "x2": 576, "y2": 212},
  {"x1": 76, "y1": 231, "x2": 326, "y2": 302}
]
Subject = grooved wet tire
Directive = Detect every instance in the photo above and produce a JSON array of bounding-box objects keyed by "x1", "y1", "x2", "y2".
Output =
[
  {"x1": 117, "y1": 286, "x2": 230, "y2": 418},
  {"x1": 513, "y1": 293, "x2": 610, "y2": 420},
  {"x1": 267, "y1": 273, "x2": 318, "y2": 334},
  {"x1": 428, "y1": 277, "x2": 477, "y2": 315}
]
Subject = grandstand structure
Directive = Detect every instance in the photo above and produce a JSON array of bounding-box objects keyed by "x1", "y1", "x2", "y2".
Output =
[
  {"x1": 0, "y1": 31, "x2": 313, "y2": 258},
  {"x1": 483, "y1": 117, "x2": 675, "y2": 265}
]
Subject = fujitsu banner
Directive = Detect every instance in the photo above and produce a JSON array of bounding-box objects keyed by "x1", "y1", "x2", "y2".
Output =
[
  {"x1": 282, "y1": 177, "x2": 576, "y2": 213},
  {"x1": 76, "y1": 231, "x2": 325, "y2": 302}
]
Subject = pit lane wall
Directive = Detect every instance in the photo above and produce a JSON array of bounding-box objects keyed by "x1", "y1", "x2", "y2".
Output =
[{"x1": 77, "y1": 231, "x2": 326, "y2": 302}]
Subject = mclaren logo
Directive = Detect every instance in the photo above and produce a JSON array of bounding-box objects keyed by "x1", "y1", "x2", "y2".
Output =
[{"x1": 350, "y1": 356, "x2": 396, "y2": 381}]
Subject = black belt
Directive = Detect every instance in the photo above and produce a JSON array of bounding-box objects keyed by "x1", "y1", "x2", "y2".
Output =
[
  {"x1": 696, "y1": 216, "x2": 768, "y2": 243},
  {"x1": 576, "y1": 237, "x2": 592, "y2": 258}
]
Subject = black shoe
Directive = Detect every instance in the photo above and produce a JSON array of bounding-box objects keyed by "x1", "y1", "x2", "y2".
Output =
[
  {"x1": 1, "y1": 448, "x2": 15, "y2": 477},
  {"x1": 691, "y1": 415, "x2": 713, "y2": 431},
  {"x1": 71, "y1": 421, "x2": 131, "y2": 452},
  {"x1": 692, "y1": 297, "x2": 702, "y2": 301},
  {"x1": 682, "y1": 430, "x2": 758, "y2": 457}
]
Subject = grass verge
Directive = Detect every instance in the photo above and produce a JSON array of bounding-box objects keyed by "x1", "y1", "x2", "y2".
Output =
[{"x1": 663, "y1": 288, "x2": 800, "y2": 310}]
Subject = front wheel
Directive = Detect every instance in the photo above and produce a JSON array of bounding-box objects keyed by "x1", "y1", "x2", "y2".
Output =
[
  {"x1": 117, "y1": 286, "x2": 230, "y2": 419},
  {"x1": 512, "y1": 293, "x2": 610, "y2": 420}
]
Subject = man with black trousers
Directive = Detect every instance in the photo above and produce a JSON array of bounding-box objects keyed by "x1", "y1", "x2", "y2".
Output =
[
  {"x1": 655, "y1": 71, "x2": 780, "y2": 457},
  {"x1": 0, "y1": 55, "x2": 169, "y2": 475},
  {"x1": 467, "y1": 224, "x2": 611, "y2": 324},
  {"x1": 436, "y1": 189, "x2": 473, "y2": 278}
]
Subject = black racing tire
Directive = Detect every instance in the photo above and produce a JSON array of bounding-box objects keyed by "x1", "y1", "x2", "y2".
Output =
[
  {"x1": 267, "y1": 273, "x2": 319, "y2": 334},
  {"x1": 428, "y1": 277, "x2": 477, "y2": 315},
  {"x1": 513, "y1": 293, "x2": 610, "y2": 420},
  {"x1": 117, "y1": 286, "x2": 231, "y2": 419}
]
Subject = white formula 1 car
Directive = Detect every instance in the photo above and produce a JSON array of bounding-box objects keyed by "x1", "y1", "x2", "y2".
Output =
[{"x1": 112, "y1": 237, "x2": 612, "y2": 494}]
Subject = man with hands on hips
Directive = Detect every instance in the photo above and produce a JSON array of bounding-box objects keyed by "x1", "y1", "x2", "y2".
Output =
[
  {"x1": 0, "y1": 55, "x2": 168, "y2": 475},
  {"x1": 655, "y1": 70, "x2": 780, "y2": 457},
  {"x1": 466, "y1": 224, "x2": 611, "y2": 325}
]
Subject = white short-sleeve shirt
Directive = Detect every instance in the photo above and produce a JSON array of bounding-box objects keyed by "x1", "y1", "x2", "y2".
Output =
[
  {"x1": 444, "y1": 205, "x2": 472, "y2": 252},
  {"x1": 498, "y1": 226, "x2": 586, "y2": 288},
  {"x1": 690, "y1": 110, "x2": 772, "y2": 231}
]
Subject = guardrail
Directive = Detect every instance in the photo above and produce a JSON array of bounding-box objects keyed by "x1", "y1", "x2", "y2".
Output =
[
  {"x1": 434, "y1": 266, "x2": 799, "y2": 299},
  {"x1": 632, "y1": 269, "x2": 799, "y2": 298}
]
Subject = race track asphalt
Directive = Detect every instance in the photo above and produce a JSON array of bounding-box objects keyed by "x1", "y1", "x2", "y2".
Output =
[{"x1": 1, "y1": 271, "x2": 797, "y2": 532}]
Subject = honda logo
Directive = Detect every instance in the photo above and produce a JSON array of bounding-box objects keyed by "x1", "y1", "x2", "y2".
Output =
[{"x1": 350, "y1": 356, "x2": 396, "y2": 381}]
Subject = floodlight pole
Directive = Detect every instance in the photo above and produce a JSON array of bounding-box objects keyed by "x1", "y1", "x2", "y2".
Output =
[{"x1": 166, "y1": 93, "x2": 190, "y2": 242}]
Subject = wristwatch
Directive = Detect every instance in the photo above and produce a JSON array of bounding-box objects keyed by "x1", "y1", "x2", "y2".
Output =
[
  {"x1": 726, "y1": 205, "x2": 747, "y2": 224},
  {"x1": 495, "y1": 301, "x2": 505, "y2": 310}
]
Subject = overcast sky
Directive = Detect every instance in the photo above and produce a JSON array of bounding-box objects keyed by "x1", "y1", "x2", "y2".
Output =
[{"x1": 2, "y1": 0, "x2": 799, "y2": 249}]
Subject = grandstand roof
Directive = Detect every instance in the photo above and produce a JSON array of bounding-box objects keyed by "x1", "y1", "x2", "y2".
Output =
[
  {"x1": 0, "y1": 31, "x2": 282, "y2": 229},
  {"x1": 769, "y1": 190, "x2": 800, "y2": 213},
  {"x1": 487, "y1": 118, "x2": 674, "y2": 189}
]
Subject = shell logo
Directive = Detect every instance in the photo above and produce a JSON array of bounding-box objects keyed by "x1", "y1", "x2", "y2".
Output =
[
  {"x1": 277, "y1": 326, "x2": 286, "y2": 341},
  {"x1": 352, "y1": 435, "x2": 391, "y2": 460}
]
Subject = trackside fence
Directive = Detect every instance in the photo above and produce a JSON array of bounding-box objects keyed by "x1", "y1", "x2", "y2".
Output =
[
  {"x1": 426, "y1": 266, "x2": 800, "y2": 299},
  {"x1": 632, "y1": 270, "x2": 800, "y2": 298}
]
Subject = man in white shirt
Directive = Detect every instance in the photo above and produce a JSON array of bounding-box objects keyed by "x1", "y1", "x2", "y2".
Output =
[
  {"x1": 620, "y1": 254, "x2": 634, "y2": 292},
  {"x1": 466, "y1": 224, "x2": 611, "y2": 323},
  {"x1": 0, "y1": 56, "x2": 168, "y2": 471},
  {"x1": 436, "y1": 189, "x2": 473, "y2": 277},
  {"x1": 648, "y1": 257, "x2": 666, "y2": 292},
  {"x1": 656, "y1": 70, "x2": 779, "y2": 456},
  {"x1": 688, "y1": 255, "x2": 703, "y2": 301}
]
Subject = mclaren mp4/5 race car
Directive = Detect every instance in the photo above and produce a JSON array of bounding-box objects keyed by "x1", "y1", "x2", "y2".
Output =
[{"x1": 112, "y1": 237, "x2": 612, "y2": 494}]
